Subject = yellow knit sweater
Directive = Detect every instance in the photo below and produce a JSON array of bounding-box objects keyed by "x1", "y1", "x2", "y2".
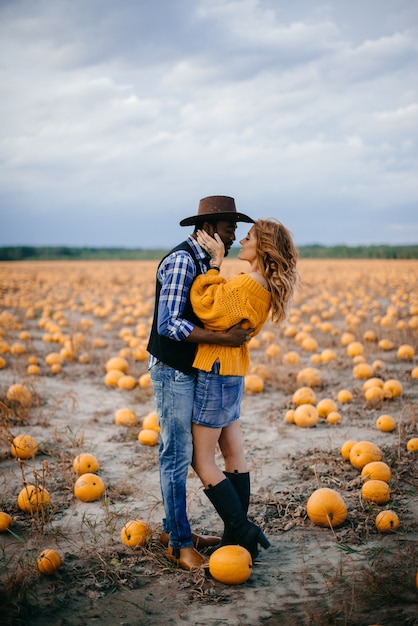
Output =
[{"x1": 190, "y1": 270, "x2": 271, "y2": 375}]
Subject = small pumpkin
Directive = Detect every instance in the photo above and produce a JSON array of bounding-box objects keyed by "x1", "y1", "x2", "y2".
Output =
[
  {"x1": 18, "y1": 485, "x2": 51, "y2": 513},
  {"x1": 0, "y1": 512, "x2": 13, "y2": 531},
  {"x1": 74, "y1": 473, "x2": 105, "y2": 502},
  {"x1": 114, "y1": 408, "x2": 138, "y2": 427},
  {"x1": 11, "y1": 434, "x2": 39, "y2": 459},
  {"x1": 316, "y1": 398, "x2": 338, "y2": 418},
  {"x1": 327, "y1": 411, "x2": 342, "y2": 425},
  {"x1": 406, "y1": 437, "x2": 418, "y2": 451},
  {"x1": 209, "y1": 545, "x2": 252, "y2": 584},
  {"x1": 73, "y1": 453, "x2": 100, "y2": 475},
  {"x1": 349, "y1": 441, "x2": 383, "y2": 469},
  {"x1": 346, "y1": 341, "x2": 364, "y2": 357},
  {"x1": 284, "y1": 409, "x2": 295, "y2": 424},
  {"x1": 306, "y1": 488, "x2": 347, "y2": 528},
  {"x1": 352, "y1": 363, "x2": 374, "y2": 379},
  {"x1": 337, "y1": 389, "x2": 353, "y2": 403},
  {"x1": 292, "y1": 387, "x2": 316, "y2": 406},
  {"x1": 361, "y1": 479, "x2": 390, "y2": 504},
  {"x1": 117, "y1": 375, "x2": 137, "y2": 390},
  {"x1": 296, "y1": 367, "x2": 322, "y2": 387},
  {"x1": 383, "y1": 379, "x2": 402, "y2": 399},
  {"x1": 376, "y1": 414, "x2": 396, "y2": 432},
  {"x1": 6, "y1": 383, "x2": 32, "y2": 407},
  {"x1": 375, "y1": 510, "x2": 399, "y2": 533},
  {"x1": 142, "y1": 411, "x2": 160, "y2": 432},
  {"x1": 364, "y1": 385, "x2": 384, "y2": 404},
  {"x1": 138, "y1": 429, "x2": 159, "y2": 446},
  {"x1": 37, "y1": 549, "x2": 62, "y2": 574},
  {"x1": 265, "y1": 343, "x2": 281, "y2": 358},
  {"x1": 340, "y1": 440, "x2": 357, "y2": 460},
  {"x1": 293, "y1": 404, "x2": 319, "y2": 428},
  {"x1": 138, "y1": 372, "x2": 152, "y2": 388},
  {"x1": 361, "y1": 461, "x2": 391, "y2": 482},
  {"x1": 244, "y1": 374, "x2": 264, "y2": 393},
  {"x1": 105, "y1": 356, "x2": 129, "y2": 373},
  {"x1": 397, "y1": 344, "x2": 414, "y2": 360},
  {"x1": 104, "y1": 369, "x2": 124, "y2": 386},
  {"x1": 120, "y1": 520, "x2": 152, "y2": 547}
]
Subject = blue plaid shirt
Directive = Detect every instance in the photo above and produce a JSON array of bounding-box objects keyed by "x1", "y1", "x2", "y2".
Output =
[{"x1": 148, "y1": 235, "x2": 209, "y2": 368}]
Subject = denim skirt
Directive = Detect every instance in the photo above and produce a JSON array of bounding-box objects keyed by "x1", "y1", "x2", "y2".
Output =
[{"x1": 192, "y1": 362, "x2": 244, "y2": 428}]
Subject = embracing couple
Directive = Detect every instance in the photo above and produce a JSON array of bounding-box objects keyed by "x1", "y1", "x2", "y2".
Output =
[{"x1": 147, "y1": 196, "x2": 299, "y2": 571}]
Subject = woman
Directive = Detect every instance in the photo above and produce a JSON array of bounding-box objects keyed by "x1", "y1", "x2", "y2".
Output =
[{"x1": 190, "y1": 218, "x2": 299, "y2": 559}]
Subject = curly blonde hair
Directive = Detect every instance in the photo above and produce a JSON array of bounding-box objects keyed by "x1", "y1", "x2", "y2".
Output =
[{"x1": 254, "y1": 218, "x2": 300, "y2": 323}]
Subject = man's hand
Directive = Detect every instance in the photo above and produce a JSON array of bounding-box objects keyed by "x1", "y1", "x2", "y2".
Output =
[{"x1": 223, "y1": 320, "x2": 255, "y2": 347}]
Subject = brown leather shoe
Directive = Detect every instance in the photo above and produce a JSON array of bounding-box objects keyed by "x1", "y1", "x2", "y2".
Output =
[
  {"x1": 166, "y1": 546, "x2": 207, "y2": 571},
  {"x1": 160, "y1": 532, "x2": 220, "y2": 549}
]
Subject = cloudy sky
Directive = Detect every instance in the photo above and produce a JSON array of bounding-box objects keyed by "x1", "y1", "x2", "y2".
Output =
[{"x1": 1, "y1": 0, "x2": 417, "y2": 248}]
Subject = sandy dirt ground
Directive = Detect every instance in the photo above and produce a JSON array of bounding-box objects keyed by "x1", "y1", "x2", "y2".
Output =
[{"x1": 0, "y1": 259, "x2": 417, "y2": 626}]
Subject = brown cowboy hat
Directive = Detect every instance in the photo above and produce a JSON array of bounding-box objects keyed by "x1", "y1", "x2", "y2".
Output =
[{"x1": 179, "y1": 195, "x2": 254, "y2": 227}]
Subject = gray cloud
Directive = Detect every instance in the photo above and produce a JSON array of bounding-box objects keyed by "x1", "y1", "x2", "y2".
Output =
[{"x1": 0, "y1": 0, "x2": 417, "y2": 247}]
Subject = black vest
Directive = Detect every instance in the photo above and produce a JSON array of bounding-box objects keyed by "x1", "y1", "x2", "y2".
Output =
[{"x1": 147, "y1": 241, "x2": 205, "y2": 374}]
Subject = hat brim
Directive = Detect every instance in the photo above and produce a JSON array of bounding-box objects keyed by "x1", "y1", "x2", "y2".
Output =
[{"x1": 180, "y1": 212, "x2": 254, "y2": 227}]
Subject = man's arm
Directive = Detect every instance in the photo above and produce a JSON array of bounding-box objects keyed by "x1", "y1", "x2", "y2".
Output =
[{"x1": 185, "y1": 321, "x2": 253, "y2": 347}]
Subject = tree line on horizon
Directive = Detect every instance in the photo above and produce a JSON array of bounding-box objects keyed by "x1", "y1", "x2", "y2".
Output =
[{"x1": 0, "y1": 244, "x2": 417, "y2": 261}]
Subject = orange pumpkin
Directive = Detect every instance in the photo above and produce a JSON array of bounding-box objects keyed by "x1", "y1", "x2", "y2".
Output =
[
  {"x1": 37, "y1": 549, "x2": 62, "y2": 574},
  {"x1": 361, "y1": 461, "x2": 391, "y2": 482},
  {"x1": 74, "y1": 473, "x2": 105, "y2": 502},
  {"x1": 306, "y1": 488, "x2": 347, "y2": 528},
  {"x1": 105, "y1": 356, "x2": 129, "y2": 373},
  {"x1": 72, "y1": 453, "x2": 100, "y2": 475},
  {"x1": 376, "y1": 414, "x2": 396, "y2": 432},
  {"x1": 293, "y1": 404, "x2": 319, "y2": 428},
  {"x1": 349, "y1": 441, "x2": 383, "y2": 469},
  {"x1": 375, "y1": 510, "x2": 399, "y2": 533},
  {"x1": 397, "y1": 344, "x2": 414, "y2": 360},
  {"x1": 316, "y1": 398, "x2": 338, "y2": 418},
  {"x1": 11, "y1": 435, "x2": 39, "y2": 459},
  {"x1": 117, "y1": 375, "x2": 137, "y2": 390},
  {"x1": 292, "y1": 387, "x2": 316, "y2": 406},
  {"x1": 142, "y1": 411, "x2": 160, "y2": 432},
  {"x1": 120, "y1": 520, "x2": 152, "y2": 547},
  {"x1": 114, "y1": 408, "x2": 138, "y2": 427},
  {"x1": 6, "y1": 383, "x2": 32, "y2": 407},
  {"x1": 209, "y1": 545, "x2": 252, "y2": 584},
  {"x1": 327, "y1": 411, "x2": 342, "y2": 425},
  {"x1": 340, "y1": 440, "x2": 357, "y2": 460},
  {"x1": 383, "y1": 379, "x2": 402, "y2": 398},
  {"x1": 361, "y1": 479, "x2": 390, "y2": 504},
  {"x1": 337, "y1": 389, "x2": 353, "y2": 403},
  {"x1": 406, "y1": 437, "x2": 418, "y2": 451},
  {"x1": 138, "y1": 429, "x2": 159, "y2": 446},
  {"x1": 104, "y1": 369, "x2": 124, "y2": 386},
  {"x1": 0, "y1": 512, "x2": 13, "y2": 531},
  {"x1": 296, "y1": 367, "x2": 322, "y2": 387},
  {"x1": 244, "y1": 374, "x2": 264, "y2": 393},
  {"x1": 18, "y1": 485, "x2": 51, "y2": 513}
]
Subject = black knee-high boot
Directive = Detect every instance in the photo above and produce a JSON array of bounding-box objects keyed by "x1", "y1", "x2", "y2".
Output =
[
  {"x1": 204, "y1": 478, "x2": 270, "y2": 560},
  {"x1": 221, "y1": 471, "x2": 250, "y2": 546}
]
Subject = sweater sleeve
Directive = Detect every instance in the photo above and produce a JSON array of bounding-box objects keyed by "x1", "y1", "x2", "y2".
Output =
[{"x1": 191, "y1": 270, "x2": 265, "y2": 332}]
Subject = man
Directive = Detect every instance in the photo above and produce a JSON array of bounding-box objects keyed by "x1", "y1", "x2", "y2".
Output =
[{"x1": 147, "y1": 195, "x2": 254, "y2": 571}]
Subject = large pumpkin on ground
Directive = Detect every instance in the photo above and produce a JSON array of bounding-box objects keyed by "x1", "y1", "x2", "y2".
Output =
[
  {"x1": 72, "y1": 453, "x2": 100, "y2": 475},
  {"x1": 0, "y1": 512, "x2": 13, "y2": 531},
  {"x1": 361, "y1": 461, "x2": 391, "y2": 483},
  {"x1": 18, "y1": 485, "x2": 51, "y2": 513},
  {"x1": 361, "y1": 479, "x2": 390, "y2": 504},
  {"x1": 349, "y1": 441, "x2": 383, "y2": 469},
  {"x1": 306, "y1": 488, "x2": 347, "y2": 528},
  {"x1": 11, "y1": 435, "x2": 39, "y2": 459},
  {"x1": 293, "y1": 404, "x2": 319, "y2": 428},
  {"x1": 375, "y1": 510, "x2": 399, "y2": 533},
  {"x1": 120, "y1": 520, "x2": 152, "y2": 547},
  {"x1": 74, "y1": 473, "x2": 105, "y2": 502},
  {"x1": 209, "y1": 545, "x2": 252, "y2": 584},
  {"x1": 37, "y1": 549, "x2": 62, "y2": 574}
]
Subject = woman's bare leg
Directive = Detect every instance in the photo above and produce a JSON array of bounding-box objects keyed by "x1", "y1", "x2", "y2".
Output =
[
  {"x1": 192, "y1": 424, "x2": 225, "y2": 489},
  {"x1": 218, "y1": 420, "x2": 248, "y2": 473}
]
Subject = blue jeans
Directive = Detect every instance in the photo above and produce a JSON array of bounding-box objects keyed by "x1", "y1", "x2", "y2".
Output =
[{"x1": 149, "y1": 363, "x2": 195, "y2": 549}]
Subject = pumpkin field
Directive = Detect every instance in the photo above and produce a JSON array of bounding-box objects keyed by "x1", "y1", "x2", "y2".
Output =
[{"x1": 0, "y1": 258, "x2": 417, "y2": 626}]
